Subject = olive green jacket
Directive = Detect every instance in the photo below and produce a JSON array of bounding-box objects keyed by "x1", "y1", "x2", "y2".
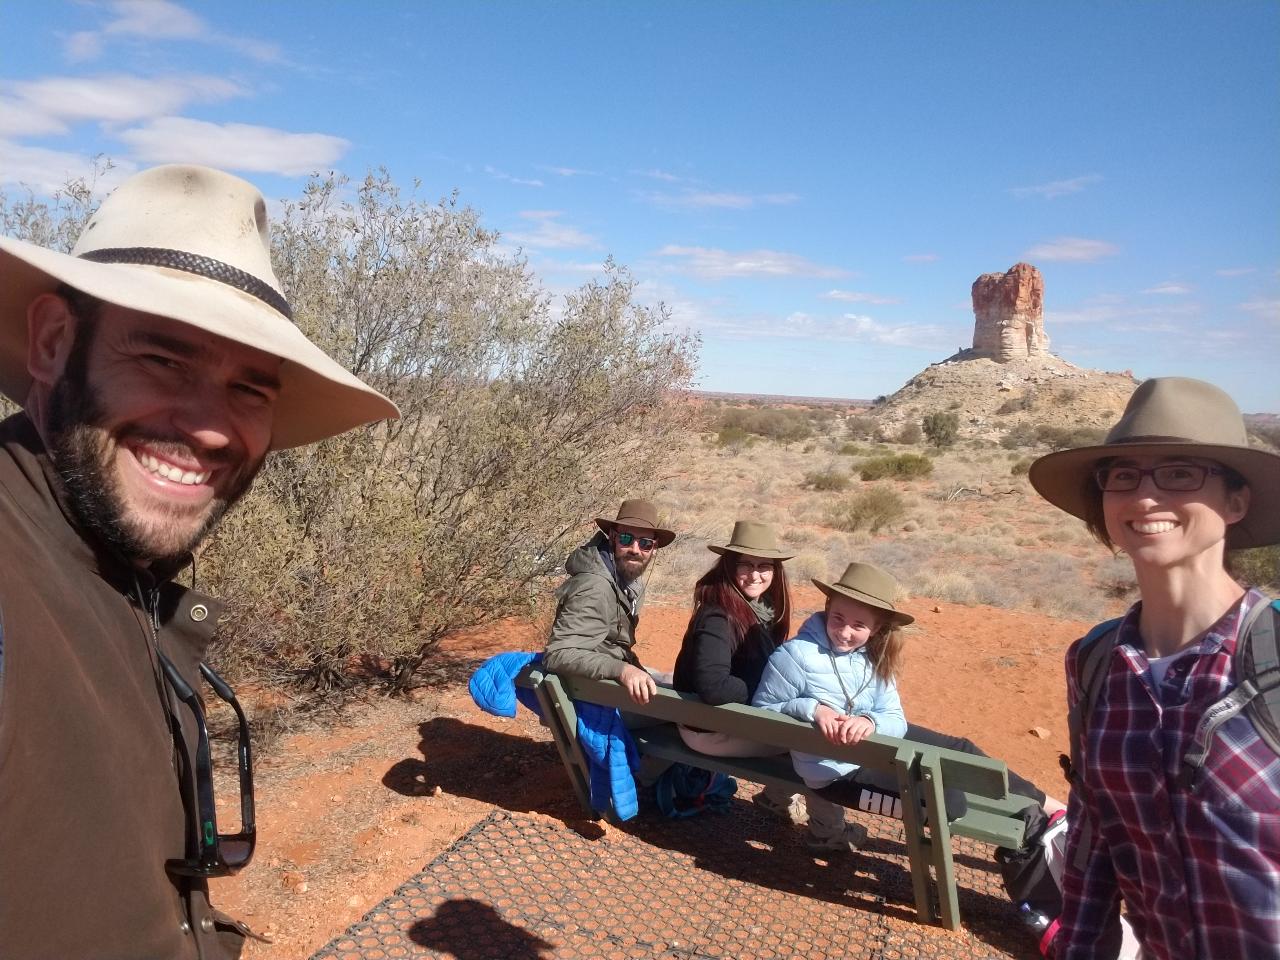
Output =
[{"x1": 543, "y1": 531, "x2": 645, "y2": 680}]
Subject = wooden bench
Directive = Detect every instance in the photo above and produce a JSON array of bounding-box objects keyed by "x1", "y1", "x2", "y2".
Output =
[{"x1": 517, "y1": 665, "x2": 1032, "y2": 930}]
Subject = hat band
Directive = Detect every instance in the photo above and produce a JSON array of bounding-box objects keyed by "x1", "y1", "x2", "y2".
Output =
[{"x1": 79, "y1": 247, "x2": 294, "y2": 322}]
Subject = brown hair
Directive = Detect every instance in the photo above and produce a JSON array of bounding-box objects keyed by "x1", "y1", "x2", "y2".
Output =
[
  {"x1": 823, "y1": 595, "x2": 905, "y2": 684},
  {"x1": 689, "y1": 552, "x2": 791, "y2": 653}
]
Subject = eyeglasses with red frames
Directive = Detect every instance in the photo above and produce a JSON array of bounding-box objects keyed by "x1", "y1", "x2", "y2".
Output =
[
  {"x1": 157, "y1": 653, "x2": 256, "y2": 878},
  {"x1": 615, "y1": 532, "x2": 657, "y2": 551},
  {"x1": 1094, "y1": 463, "x2": 1225, "y2": 493}
]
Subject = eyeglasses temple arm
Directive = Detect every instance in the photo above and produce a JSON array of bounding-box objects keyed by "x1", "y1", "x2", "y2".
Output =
[
  {"x1": 157, "y1": 652, "x2": 219, "y2": 856},
  {"x1": 200, "y1": 662, "x2": 257, "y2": 833}
]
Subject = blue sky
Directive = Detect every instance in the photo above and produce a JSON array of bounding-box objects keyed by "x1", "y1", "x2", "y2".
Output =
[{"x1": 2, "y1": 1, "x2": 1278, "y2": 410}]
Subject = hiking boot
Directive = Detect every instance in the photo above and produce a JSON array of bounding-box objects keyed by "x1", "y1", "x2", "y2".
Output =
[
  {"x1": 804, "y1": 820, "x2": 869, "y2": 855},
  {"x1": 751, "y1": 790, "x2": 805, "y2": 825}
]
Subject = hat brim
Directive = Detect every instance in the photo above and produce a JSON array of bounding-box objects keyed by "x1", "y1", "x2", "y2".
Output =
[
  {"x1": 1028, "y1": 440, "x2": 1280, "y2": 549},
  {"x1": 812, "y1": 578, "x2": 914, "y2": 626},
  {"x1": 594, "y1": 517, "x2": 676, "y2": 547},
  {"x1": 0, "y1": 237, "x2": 399, "y2": 450},
  {"x1": 708, "y1": 544, "x2": 794, "y2": 561}
]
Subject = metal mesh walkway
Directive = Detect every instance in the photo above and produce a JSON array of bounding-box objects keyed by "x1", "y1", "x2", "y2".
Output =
[{"x1": 311, "y1": 800, "x2": 1038, "y2": 960}]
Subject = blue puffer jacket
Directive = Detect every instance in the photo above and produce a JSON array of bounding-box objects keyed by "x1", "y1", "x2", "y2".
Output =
[
  {"x1": 468, "y1": 651, "x2": 641, "y2": 820},
  {"x1": 752, "y1": 612, "x2": 907, "y2": 788}
]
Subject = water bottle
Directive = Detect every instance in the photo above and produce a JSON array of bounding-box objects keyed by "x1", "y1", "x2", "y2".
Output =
[{"x1": 1018, "y1": 901, "x2": 1052, "y2": 934}]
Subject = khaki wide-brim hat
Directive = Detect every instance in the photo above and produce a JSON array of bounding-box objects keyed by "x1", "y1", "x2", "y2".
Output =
[
  {"x1": 813, "y1": 562, "x2": 914, "y2": 626},
  {"x1": 1029, "y1": 377, "x2": 1280, "y2": 549},
  {"x1": 0, "y1": 164, "x2": 399, "y2": 450},
  {"x1": 708, "y1": 520, "x2": 793, "y2": 560},
  {"x1": 594, "y1": 497, "x2": 676, "y2": 547}
]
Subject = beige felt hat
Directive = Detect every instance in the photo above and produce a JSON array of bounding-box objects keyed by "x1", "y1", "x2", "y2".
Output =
[
  {"x1": 813, "y1": 562, "x2": 914, "y2": 626},
  {"x1": 594, "y1": 498, "x2": 676, "y2": 547},
  {"x1": 708, "y1": 520, "x2": 793, "y2": 560},
  {"x1": 0, "y1": 164, "x2": 399, "y2": 449},
  {"x1": 1029, "y1": 377, "x2": 1280, "y2": 548}
]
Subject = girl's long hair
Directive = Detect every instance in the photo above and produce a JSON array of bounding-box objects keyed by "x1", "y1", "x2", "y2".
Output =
[
  {"x1": 689, "y1": 552, "x2": 791, "y2": 652},
  {"x1": 865, "y1": 623, "x2": 906, "y2": 684}
]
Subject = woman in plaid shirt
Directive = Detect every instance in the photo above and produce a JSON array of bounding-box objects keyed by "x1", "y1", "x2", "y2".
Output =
[{"x1": 1029, "y1": 377, "x2": 1280, "y2": 960}]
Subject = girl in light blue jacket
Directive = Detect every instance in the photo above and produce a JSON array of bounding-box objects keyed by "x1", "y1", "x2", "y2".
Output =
[{"x1": 753, "y1": 561, "x2": 1061, "y2": 853}]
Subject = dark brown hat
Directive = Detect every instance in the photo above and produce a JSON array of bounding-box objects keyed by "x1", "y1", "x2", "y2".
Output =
[
  {"x1": 1029, "y1": 377, "x2": 1280, "y2": 548},
  {"x1": 813, "y1": 562, "x2": 914, "y2": 626},
  {"x1": 594, "y1": 498, "x2": 676, "y2": 547}
]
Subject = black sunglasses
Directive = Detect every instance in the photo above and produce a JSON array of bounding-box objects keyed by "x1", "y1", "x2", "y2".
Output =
[
  {"x1": 615, "y1": 531, "x2": 657, "y2": 550},
  {"x1": 157, "y1": 653, "x2": 256, "y2": 878}
]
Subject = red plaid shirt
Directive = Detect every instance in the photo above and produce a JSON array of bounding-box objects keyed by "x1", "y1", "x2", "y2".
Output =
[{"x1": 1058, "y1": 589, "x2": 1280, "y2": 960}]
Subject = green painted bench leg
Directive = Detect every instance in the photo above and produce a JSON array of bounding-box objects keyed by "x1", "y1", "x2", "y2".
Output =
[
  {"x1": 534, "y1": 676, "x2": 596, "y2": 818},
  {"x1": 918, "y1": 750, "x2": 961, "y2": 931},
  {"x1": 893, "y1": 745, "x2": 937, "y2": 926}
]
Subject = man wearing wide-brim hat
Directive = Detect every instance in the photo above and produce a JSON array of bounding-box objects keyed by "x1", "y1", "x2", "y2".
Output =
[
  {"x1": 0, "y1": 165, "x2": 398, "y2": 959},
  {"x1": 543, "y1": 497, "x2": 675, "y2": 704}
]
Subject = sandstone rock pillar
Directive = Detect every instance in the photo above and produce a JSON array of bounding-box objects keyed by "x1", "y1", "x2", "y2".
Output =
[{"x1": 971, "y1": 262, "x2": 1049, "y2": 361}]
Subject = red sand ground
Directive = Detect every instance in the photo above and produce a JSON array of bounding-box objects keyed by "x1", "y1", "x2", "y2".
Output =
[{"x1": 212, "y1": 591, "x2": 1088, "y2": 958}]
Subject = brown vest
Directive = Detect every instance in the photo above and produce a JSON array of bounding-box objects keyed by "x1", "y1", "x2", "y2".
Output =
[{"x1": 0, "y1": 415, "x2": 246, "y2": 959}]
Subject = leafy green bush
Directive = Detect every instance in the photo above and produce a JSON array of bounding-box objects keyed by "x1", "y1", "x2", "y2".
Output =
[
  {"x1": 716, "y1": 406, "x2": 813, "y2": 444},
  {"x1": 1036, "y1": 424, "x2": 1106, "y2": 451},
  {"x1": 922, "y1": 411, "x2": 960, "y2": 448},
  {"x1": 717, "y1": 425, "x2": 755, "y2": 451},
  {"x1": 845, "y1": 415, "x2": 878, "y2": 439},
  {"x1": 803, "y1": 468, "x2": 851, "y2": 492},
  {"x1": 838, "y1": 442, "x2": 871, "y2": 456},
  {"x1": 859, "y1": 453, "x2": 934, "y2": 481},
  {"x1": 825, "y1": 486, "x2": 906, "y2": 533}
]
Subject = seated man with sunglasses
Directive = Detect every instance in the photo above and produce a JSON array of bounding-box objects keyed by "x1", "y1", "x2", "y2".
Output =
[
  {"x1": 543, "y1": 498, "x2": 675, "y2": 704},
  {"x1": 0, "y1": 167, "x2": 396, "y2": 959}
]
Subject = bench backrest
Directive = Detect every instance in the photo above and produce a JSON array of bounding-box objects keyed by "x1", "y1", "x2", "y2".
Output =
[{"x1": 523, "y1": 667, "x2": 1013, "y2": 802}]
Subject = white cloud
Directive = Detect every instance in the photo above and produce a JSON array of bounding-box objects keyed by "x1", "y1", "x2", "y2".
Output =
[
  {"x1": 116, "y1": 117, "x2": 348, "y2": 175},
  {"x1": 1010, "y1": 174, "x2": 1103, "y2": 200},
  {"x1": 539, "y1": 165, "x2": 598, "y2": 178},
  {"x1": 1142, "y1": 282, "x2": 1192, "y2": 295},
  {"x1": 65, "y1": 0, "x2": 281, "y2": 64},
  {"x1": 503, "y1": 210, "x2": 600, "y2": 250},
  {"x1": 64, "y1": 31, "x2": 104, "y2": 63},
  {"x1": 1216, "y1": 266, "x2": 1257, "y2": 277},
  {"x1": 10, "y1": 74, "x2": 245, "y2": 129},
  {"x1": 821, "y1": 289, "x2": 901, "y2": 305},
  {"x1": 0, "y1": 140, "x2": 136, "y2": 192},
  {"x1": 903, "y1": 252, "x2": 939, "y2": 263},
  {"x1": 0, "y1": 98, "x2": 69, "y2": 138},
  {"x1": 645, "y1": 190, "x2": 800, "y2": 210},
  {"x1": 1046, "y1": 299, "x2": 1201, "y2": 325},
  {"x1": 634, "y1": 168, "x2": 684, "y2": 182},
  {"x1": 484, "y1": 164, "x2": 543, "y2": 187},
  {"x1": 657, "y1": 245, "x2": 849, "y2": 280},
  {"x1": 1022, "y1": 236, "x2": 1119, "y2": 262},
  {"x1": 1240, "y1": 299, "x2": 1280, "y2": 322}
]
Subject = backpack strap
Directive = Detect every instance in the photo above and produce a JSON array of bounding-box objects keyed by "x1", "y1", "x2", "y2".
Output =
[
  {"x1": 1063, "y1": 618, "x2": 1122, "y2": 871},
  {"x1": 1179, "y1": 597, "x2": 1280, "y2": 787}
]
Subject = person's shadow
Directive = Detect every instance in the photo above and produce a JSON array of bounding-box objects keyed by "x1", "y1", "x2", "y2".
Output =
[{"x1": 408, "y1": 898, "x2": 554, "y2": 959}]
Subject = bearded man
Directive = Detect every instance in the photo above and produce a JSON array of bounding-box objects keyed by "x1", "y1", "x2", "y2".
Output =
[
  {"x1": 543, "y1": 498, "x2": 675, "y2": 704},
  {"x1": 0, "y1": 166, "x2": 397, "y2": 958}
]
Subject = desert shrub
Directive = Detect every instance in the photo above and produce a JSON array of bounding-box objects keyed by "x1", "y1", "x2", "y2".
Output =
[
  {"x1": 1057, "y1": 388, "x2": 1080, "y2": 403},
  {"x1": 896, "y1": 421, "x2": 923, "y2": 445},
  {"x1": 838, "y1": 442, "x2": 871, "y2": 456},
  {"x1": 716, "y1": 406, "x2": 813, "y2": 445},
  {"x1": 1035, "y1": 424, "x2": 1106, "y2": 451},
  {"x1": 922, "y1": 411, "x2": 960, "y2": 448},
  {"x1": 803, "y1": 468, "x2": 851, "y2": 492},
  {"x1": 6, "y1": 168, "x2": 699, "y2": 691},
  {"x1": 1230, "y1": 545, "x2": 1280, "y2": 591},
  {"x1": 717, "y1": 425, "x2": 755, "y2": 451},
  {"x1": 845, "y1": 415, "x2": 878, "y2": 440},
  {"x1": 825, "y1": 485, "x2": 906, "y2": 533},
  {"x1": 1000, "y1": 422, "x2": 1040, "y2": 448},
  {"x1": 947, "y1": 400, "x2": 962, "y2": 410},
  {"x1": 859, "y1": 453, "x2": 934, "y2": 481},
  {"x1": 995, "y1": 393, "x2": 1034, "y2": 415},
  {"x1": 1010, "y1": 457, "x2": 1035, "y2": 476}
]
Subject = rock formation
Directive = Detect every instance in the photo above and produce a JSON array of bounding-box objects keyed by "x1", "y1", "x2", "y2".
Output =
[{"x1": 971, "y1": 262, "x2": 1049, "y2": 362}]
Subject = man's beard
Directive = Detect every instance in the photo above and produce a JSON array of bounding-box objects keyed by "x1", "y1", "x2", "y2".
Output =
[
  {"x1": 615, "y1": 552, "x2": 652, "y2": 584},
  {"x1": 45, "y1": 342, "x2": 262, "y2": 568}
]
